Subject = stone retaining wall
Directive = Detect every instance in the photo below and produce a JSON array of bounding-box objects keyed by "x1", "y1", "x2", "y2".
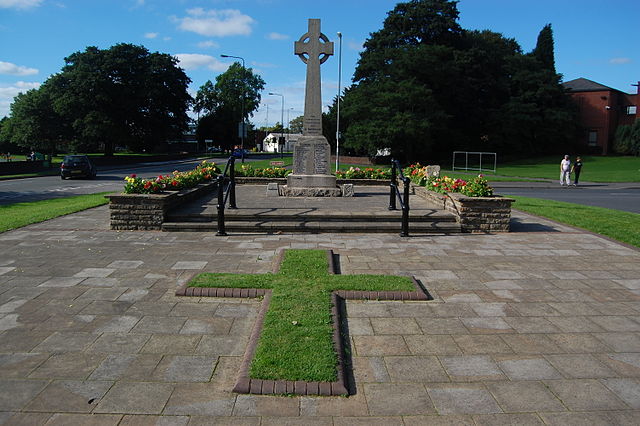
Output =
[
  {"x1": 106, "y1": 182, "x2": 217, "y2": 230},
  {"x1": 413, "y1": 185, "x2": 514, "y2": 233}
]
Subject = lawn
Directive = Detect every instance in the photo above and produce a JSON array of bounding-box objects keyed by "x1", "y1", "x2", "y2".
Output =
[
  {"x1": 508, "y1": 195, "x2": 640, "y2": 248},
  {"x1": 0, "y1": 192, "x2": 111, "y2": 233},
  {"x1": 190, "y1": 249, "x2": 416, "y2": 382},
  {"x1": 485, "y1": 155, "x2": 640, "y2": 182}
]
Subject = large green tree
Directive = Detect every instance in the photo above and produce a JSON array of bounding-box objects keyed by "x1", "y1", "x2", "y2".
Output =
[
  {"x1": 194, "y1": 62, "x2": 265, "y2": 151},
  {"x1": 50, "y1": 43, "x2": 192, "y2": 155},
  {"x1": 342, "y1": 0, "x2": 577, "y2": 161},
  {"x1": 1, "y1": 81, "x2": 70, "y2": 155}
]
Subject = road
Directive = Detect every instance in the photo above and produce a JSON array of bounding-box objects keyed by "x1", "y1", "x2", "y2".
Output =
[
  {"x1": 2, "y1": 162, "x2": 639, "y2": 215},
  {"x1": 494, "y1": 182, "x2": 640, "y2": 214},
  {"x1": 0, "y1": 158, "x2": 216, "y2": 205}
]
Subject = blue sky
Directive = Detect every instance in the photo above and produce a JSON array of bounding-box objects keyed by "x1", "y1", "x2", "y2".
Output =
[{"x1": 1, "y1": 0, "x2": 639, "y2": 126}]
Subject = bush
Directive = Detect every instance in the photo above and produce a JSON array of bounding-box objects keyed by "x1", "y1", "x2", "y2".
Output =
[
  {"x1": 335, "y1": 166, "x2": 392, "y2": 179},
  {"x1": 238, "y1": 164, "x2": 291, "y2": 178},
  {"x1": 613, "y1": 119, "x2": 640, "y2": 156}
]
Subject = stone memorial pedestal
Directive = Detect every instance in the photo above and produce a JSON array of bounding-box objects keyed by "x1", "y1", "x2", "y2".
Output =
[{"x1": 282, "y1": 135, "x2": 343, "y2": 197}]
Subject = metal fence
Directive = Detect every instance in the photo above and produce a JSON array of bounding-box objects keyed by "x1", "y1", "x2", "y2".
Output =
[{"x1": 452, "y1": 151, "x2": 497, "y2": 173}]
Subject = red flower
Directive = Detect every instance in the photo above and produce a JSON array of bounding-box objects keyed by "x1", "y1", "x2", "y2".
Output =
[
  {"x1": 131, "y1": 174, "x2": 137, "y2": 178},
  {"x1": 143, "y1": 181, "x2": 152, "y2": 189},
  {"x1": 172, "y1": 180, "x2": 179, "y2": 186}
]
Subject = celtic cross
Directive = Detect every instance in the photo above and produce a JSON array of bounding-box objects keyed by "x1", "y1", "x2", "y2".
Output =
[{"x1": 295, "y1": 19, "x2": 333, "y2": 136}]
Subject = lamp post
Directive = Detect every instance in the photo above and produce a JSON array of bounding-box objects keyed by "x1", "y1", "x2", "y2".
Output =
[
  {"x1": 335, "y1": 31, "x2": 342, "y2": 173},
  {"x1": 221, "y1": 54, "x2": 246, "y2": 163},
  {"x1": 269, "y1": 92, "x2": 284, "y2": 157}
]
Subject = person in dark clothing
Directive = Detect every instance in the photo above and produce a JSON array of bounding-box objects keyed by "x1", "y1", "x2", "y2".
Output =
[{"x1": 571, "y1": 156, "x2": 583, "y2": 186}]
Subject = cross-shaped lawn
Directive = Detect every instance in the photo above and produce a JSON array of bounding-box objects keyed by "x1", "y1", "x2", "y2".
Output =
[{"x1": 182, "y1": 249, "x2": 429, "y2": 394}]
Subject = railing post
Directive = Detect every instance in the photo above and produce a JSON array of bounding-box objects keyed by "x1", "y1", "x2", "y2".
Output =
[
  {"x1": 229, "y1": 156, "x2": 237, "y2": 209},
  {"x1": 400, "y1": 176, "x2": 410, "y2": 237},
  {"x1": 389, "y1": 159, "x2": 397, "y2": 210},
  {"x1": 216, "y1": 174, "x2": 227, "y2": 236}
]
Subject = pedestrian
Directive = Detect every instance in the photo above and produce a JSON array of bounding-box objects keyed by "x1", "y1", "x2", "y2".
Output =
[
  {"x1": 571, "y1": 156, "x2": 583, "y2": 186},
  {"x1": 560, "y1": 154, "x2": 571, "y2": 186}
]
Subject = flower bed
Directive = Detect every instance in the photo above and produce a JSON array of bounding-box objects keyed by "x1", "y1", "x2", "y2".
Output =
[
  {"x1": 123, "y1": 160, "x2": 220, "y2": 194},
  {"x1": 107, "y1": 182, "x2": 218, "y2": 230},
  {"x1": 413, "y1": 185, "x2": 514, "y2": 233},
  {"x1": 108, "y1": 160, "x2": 220, "y2": 230},
  {"x1": 404, "y1": 164, "x2": 513, "y2": 232}
]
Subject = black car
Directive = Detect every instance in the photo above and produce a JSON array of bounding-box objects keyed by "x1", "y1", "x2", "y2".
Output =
[{"x1": 60, "y1": 155, "x2": 97, "y2": 179}]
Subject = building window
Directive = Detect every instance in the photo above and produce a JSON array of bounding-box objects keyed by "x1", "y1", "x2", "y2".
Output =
[
  {"x1": 588, "y1": 131, "x2": 598, "y2": 146},
  {"x1": 627, "y1": 105, "x2": 637, "y2": 115}
]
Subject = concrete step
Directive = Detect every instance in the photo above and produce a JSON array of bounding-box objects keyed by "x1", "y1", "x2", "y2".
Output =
[
  {"x1": 165, "y1": 210, "x2": 457, "y2": 224},
  {"x1": 161, "y1": 220, "x2": 461, "y2": 233}
]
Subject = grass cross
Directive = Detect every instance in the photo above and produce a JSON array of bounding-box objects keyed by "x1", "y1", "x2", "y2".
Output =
[{"x1": 178, "y1": 249, "x2": 430, "y2": 395}]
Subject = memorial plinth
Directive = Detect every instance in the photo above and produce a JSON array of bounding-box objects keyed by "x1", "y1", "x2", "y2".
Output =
[{"x1": 281, "y1": 18, "x2": 347, "y2": 197}]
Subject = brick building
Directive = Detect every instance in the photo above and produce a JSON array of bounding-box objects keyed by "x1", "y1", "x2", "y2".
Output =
[{"x1": 563, "y1": 78, "x2": 638, "y2": 154}]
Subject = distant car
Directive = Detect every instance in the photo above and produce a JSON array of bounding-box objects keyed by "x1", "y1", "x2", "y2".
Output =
[
  {"x1": 206, "y1": 146, "x2": 222, "y2": 153},
  {"x1": 232, "y1": 149, "x2": 249, "y2": 158},
  {"x1": 60, "y1": 155, "x2": 97, "y2": 179}
]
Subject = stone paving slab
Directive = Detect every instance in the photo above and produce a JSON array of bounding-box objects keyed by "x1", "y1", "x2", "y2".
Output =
[{"x1": 0, "y1": 204, "x2": 639, "y2": 423}]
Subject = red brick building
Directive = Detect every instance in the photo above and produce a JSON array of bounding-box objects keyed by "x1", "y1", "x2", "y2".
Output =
[{"x1": 563, "y1": 78, "x2": 638, "y2": 154}]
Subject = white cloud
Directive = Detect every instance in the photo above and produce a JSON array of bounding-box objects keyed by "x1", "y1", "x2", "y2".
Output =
[
  {"x1": 144, "y1": 32, "x2": 158, "y2": 39},
  {"x1": 610, "y1": 57, "x2": 632, "y2": 64},
  {"x1": 0, "y1": 81, "x2": 41, "y2": 116},
  {"x1": 348, "y1": 39, "x2": 364, "y2": 51},
  {"x1": 197, "y1": 40, "x2": 219, "y2": 49},
  {"x1": 251, "y1": 61, "x2": 276, "y2": 69},
  {"x1": 0, "y1": 61, "x2": 38, "y2": 76},
  {"x1": 175, "y1": 53, "x2": 229, "y2": 72},
  {"x1": 267, "y1": 32, "x2": 289, "y2": 41},
  {"x1": 175, "y1": 8, "x2": 254, "y2": 37},
  {"x1": 0, "y1": 0, "x2": 43, "y2": 9}
]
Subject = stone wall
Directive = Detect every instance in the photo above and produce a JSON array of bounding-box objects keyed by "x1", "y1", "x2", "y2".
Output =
[
  {"x1": 106, "y1": 182, "x2": 217, "y2": 230},
  {"x1": 414, "y1": 185, "x2": 514, "y2": 233}
]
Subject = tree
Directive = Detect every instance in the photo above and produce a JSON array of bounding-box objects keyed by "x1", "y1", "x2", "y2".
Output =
[
  {"x1": 341, "y1": 0, "x2": 577, "y2": 161},
  {"x1": 50, "y1": 43, "x2": 192, "y2": 155},
  {"x1": 195, "y1": 62, "x2": 265, "y2": 149},
  {"x1": 533, "y1": 24, "x2": 556, "y2": 72},
  {"x1": 2, "y1": 82, "x2": 70, "y2": 155},
  {"x1": 289, "y1": 115, "x2": 303, "y2": 134}
]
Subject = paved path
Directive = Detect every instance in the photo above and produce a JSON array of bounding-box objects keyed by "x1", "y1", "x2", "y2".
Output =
[{"x1": 1, "y1": 202, "x2": 639, "y2": 424}]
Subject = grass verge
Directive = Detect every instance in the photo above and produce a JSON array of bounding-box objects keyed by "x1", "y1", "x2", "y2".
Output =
[
  {"x1": 0, "y1": 192, "x2": 111, "y2": 233},
  {"x1": 508, "y1": 195, "x2": 640, "y2": 248},
  {"x1": 493, "y1": 155, "x2": 640, "y2": 182},
  {"x1": 190, "y1": 249, "x2": 415, "y2": 382}
]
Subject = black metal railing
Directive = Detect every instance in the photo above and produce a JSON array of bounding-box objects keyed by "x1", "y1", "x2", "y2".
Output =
[
  {"x1": 216, "y1": 156, "x2": 237, "y2": 236},
  {"x1": 388, "y1": 159, "x2": 410, "y2": 237}
]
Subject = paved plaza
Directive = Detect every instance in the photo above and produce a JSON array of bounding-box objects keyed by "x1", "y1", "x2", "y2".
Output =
[{"x1": 0, "y1": 195, "x2": 639, "y2": 424}]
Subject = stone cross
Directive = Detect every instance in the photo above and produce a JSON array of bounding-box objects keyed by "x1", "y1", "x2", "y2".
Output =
[{"x1": 295, "y1": 19, "x2": 333, "y2": 136}]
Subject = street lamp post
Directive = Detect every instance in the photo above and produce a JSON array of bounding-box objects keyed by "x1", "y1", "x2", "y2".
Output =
[
  {"x1": 269, "y1": 92, "x2": 284, "y2": 158},
  {"x1": 221, "y1": 54, "x2": 246, "y2": 163},
  {"x1": 335, "y1": 32, "x2": 342, "y2": 173}
]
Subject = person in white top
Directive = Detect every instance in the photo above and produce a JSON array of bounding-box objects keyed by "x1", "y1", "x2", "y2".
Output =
[{"x1": 560, "y1": 155, "x2": 571, "y2": 186}]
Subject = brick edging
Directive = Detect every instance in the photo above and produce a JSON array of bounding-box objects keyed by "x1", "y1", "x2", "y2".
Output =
[{"x1": 175, "y1": 249, "x2": 432, "y2": 396}]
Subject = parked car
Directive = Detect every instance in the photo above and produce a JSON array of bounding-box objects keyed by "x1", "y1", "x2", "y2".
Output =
[
  {"x1": 206, "y1": 146, "x2": 222, "y2": 153},
  {"x1": 60, "y1": 155, "x2": 97, "y2": 179},
  {"x1": 232, "y1": 148, "x2": 249, "y2": 158}
]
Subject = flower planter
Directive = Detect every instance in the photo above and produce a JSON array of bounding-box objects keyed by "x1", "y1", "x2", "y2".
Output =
[
  {"x1": 106, "y1": 181, "x2": 217, "y2": 230},
  {"x1": 413, "y1": 185, "x2": 514, "y2": 233}
]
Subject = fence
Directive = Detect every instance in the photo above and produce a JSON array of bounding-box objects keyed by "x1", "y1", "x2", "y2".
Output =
[{"x1": 452, "y1": 151, "x2": 497, "y2": 173}]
